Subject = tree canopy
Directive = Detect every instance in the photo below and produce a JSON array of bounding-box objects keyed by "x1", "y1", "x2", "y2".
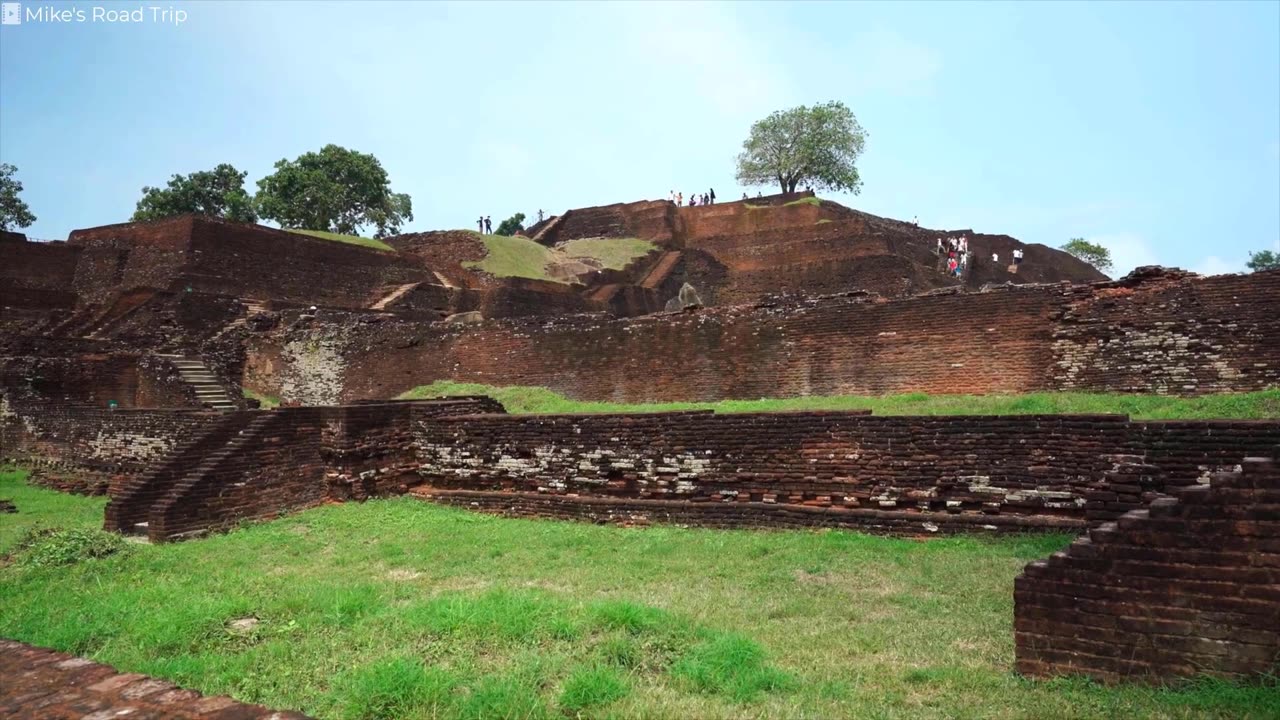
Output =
[
  {"x1": 1060, "y1": 238, "x2": 1114, "y2": 274},
  {"x1": 0, "y1": 163, "x2": 37, "y2": 231},
  {"x1": 255, "y1": 144, "x2": 413, "y2": 238},
  {"x1": 495, "y1": 213, "x2": 526, "y2": 237},
  {"x1": 1246, "y1": 249, "x2": 1279, "y2": 272},
  {"x1": 132, "y1": 163, "x2": 257, "y2": 224},
  {"x1": 734, "y1": 101, "x2": 868, "y2": 195}
]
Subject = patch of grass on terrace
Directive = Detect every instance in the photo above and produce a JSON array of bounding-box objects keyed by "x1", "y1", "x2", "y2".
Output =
[
  {"x1": 0, "y1": 467, "x2": 108, "y2": 553},
  {"x1": 288, "y1": 229, "x2": 395, "y2": 252},
  {"x1": 561, "y1": 237, "x2": 656, "y2": 270},
  {"x1": 399, "y1": 381, "x2": 1280, "y2": 419},
  {"x1": 462, "y1": 233, "x2": 559, "y2": 282},
  {"x1": 2, "y1": 469, "x2": 1274, "y2": 718},
  {"x1": 242, "y1": 388, "x2": 281, "y2": 409}
]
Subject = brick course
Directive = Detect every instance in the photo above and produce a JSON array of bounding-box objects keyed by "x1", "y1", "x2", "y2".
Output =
[
  {"x1": 0, "y1": 639, "x2": 312, "y2": 719},
  {"x1": 1015, "y1": 452, "x2": 1280, "y2": 683}
]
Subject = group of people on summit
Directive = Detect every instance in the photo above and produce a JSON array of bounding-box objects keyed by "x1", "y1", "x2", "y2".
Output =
[
  {"x1": 936, "y1": 236, "x2": 1025, "y2": 278},
  {"x1": 669, "y1": 189, "x2": 716, "y2": 207}
]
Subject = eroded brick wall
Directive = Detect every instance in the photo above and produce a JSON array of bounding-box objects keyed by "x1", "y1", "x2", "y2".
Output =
[
  {"x1": 1015, "y1": 452, "x2": 1280, "y2": 683},
  {"x1": 1051, "y1": 269, "x2": 1280, "y2": 393},
  {"x1": 411, "y1": 412, "x2": 1280, "y2": 533},
  {"x1": 246, "y1": 270, "x2": 1280, "y2": 405},
  {"x1": 0, "y1": 402, "x2": 218, "y2": 495}
]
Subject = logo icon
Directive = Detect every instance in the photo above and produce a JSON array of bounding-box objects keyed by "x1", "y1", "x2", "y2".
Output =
[{"x1": 0, "y1": 3, "x2": 20, "y2": 25}]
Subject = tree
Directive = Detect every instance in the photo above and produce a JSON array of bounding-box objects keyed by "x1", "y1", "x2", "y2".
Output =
[
  {"x1": 735, "y1": 101, "x2": 868, "y2": 195},
  {"x1": 1061, "y1": 238, "x2": 1113, "y2": 274},
  {"x1": 495, "y1": 212, "x2": 526, "y2": 236},
  {"x1": 1246, "y1": 250, "x2": 1279, "y2": 272},
  {"x1": 132, "y1": 163, "x2": 257, "y2": 223},
  {"x1": 255, "y1": 144, "x2": 412, "y2": 238},
  {"x1": 0, "y1": 163, "x2": 37, "y2": 231}
]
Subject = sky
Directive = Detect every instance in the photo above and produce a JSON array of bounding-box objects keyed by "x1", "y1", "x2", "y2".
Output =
[{"x1": 1, "y1": 0, "x2": 1277, "y2": 277}]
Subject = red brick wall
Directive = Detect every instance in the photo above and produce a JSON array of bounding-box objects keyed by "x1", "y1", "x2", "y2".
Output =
[
  {"x1": 246, "y1": 270, "x2": 1280, "y2": 405},
  {"x1": 1015, "y1": 452, "x2": 1280, "y2": 683},
  {"x1": 0, "y1": 236, "x2": 79, "y2": 310},
  {"x1": 412, "y1": 412, "x2": 1280, "y2": 534}
]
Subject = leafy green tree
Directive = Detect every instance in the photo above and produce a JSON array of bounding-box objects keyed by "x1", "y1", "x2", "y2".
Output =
[
  {"x1": 1060, "y1": 238, "x2": 1114, "y2": 274},
  {"x1": 0, "y1": 163, "x2": 37, "y2": 231},
  {"x1": 1246, "y1": 249, "x2": 1279, "y2": 272},
  {"x1": 495, "y1": 212, "x2": 526, "y2": 236},
  {"x1": 735, "y1": 101, "x2": 868, "y2": 195},
  {"x1": 255, "y1": 144, "x2": 413, "y2": 238},
  {"x1": 132, "y1": 163, "x2": 257, "y2": 223}
]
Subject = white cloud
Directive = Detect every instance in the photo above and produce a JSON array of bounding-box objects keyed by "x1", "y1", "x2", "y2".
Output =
[
  {"x1": 1087, "y1": 233, "x2": 1160, "y2": 277},
  {"x1": 1192, "y1": 255, "x2": 1246, "y2": 276}
]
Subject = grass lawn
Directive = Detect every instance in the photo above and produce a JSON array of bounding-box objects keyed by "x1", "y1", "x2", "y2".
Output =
[
  {"x1": 561, "y1": 238, "x2": 656, "y2": 270},
  {"x1": 398, "y1": 382, "x2": 1280, "y2": 420},
  {"x1": 288, "y1": 229, "x2": 396, "y2": 252},
  {"x1": 463, "y1": 234, "x2": 559, "y2": 282},
  {"x1": 463, "y1": 234, "x2": 656, "y2": 282},
  {"x1": 1, "y1": 469, "x2": 1275, "y2": 719}
]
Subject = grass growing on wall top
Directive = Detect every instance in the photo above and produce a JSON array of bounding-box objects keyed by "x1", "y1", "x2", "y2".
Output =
[
  {"x1": 398, "y1": 381, "x2": 1280, "y2": 419},
  {"x1": 287, "y1": 228, "x2": 396, "y2": 252},
  {"x1": 783, "y1": 196, "x2": 821, "y2": 207},
  {"x1": 462, "y1": 233, "x2": 560, "y2": 282},
  {"x1": 463, "y1": 234, "x2": 657, "y2": 282},
  {"x1": 2, "y1": 470, "x2": 1274, "y2": 719},
  {"x1": 242, "y1": 388, "x2": 281, "y2": 409},
  {"x1": 561, "y1": 237, "x2": 656, "y2": 270}
]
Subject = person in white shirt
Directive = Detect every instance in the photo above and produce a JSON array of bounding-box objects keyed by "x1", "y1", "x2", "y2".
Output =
[
  {"x1": 1013, "y1": 248, "x2": 1024, "y2": 265},
  {"x1": 992, "y1": 252, "x2": 1000, "y2": 264}
]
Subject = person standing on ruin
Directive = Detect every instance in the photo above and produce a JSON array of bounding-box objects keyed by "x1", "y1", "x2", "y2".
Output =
[
  {"x1": 709, "y1": 188, "x2": 716, "y2": 204},
  {"x1": 477, "y1": 216, "x2": 484, "y2": 233},
  {"x1": 992, "y1": 252, "x2": 1000, "y2": 264},
  {"x1": 1013, "y1": 247, "x2": 1024, "y2": 270},
  {"x1": 677, "y1": 191, "x2": 683, "y2": 206},
  {"x1": 538, "y1": 209, "x2": 545, "y2": 222},
  {"x1": 484, "y1": 216, "x2": 492, "y2": 234}
]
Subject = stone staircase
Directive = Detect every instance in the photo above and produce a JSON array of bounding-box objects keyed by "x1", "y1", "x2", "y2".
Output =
[
  {"x1": 159, "y1": 355, "x2": 237, "y2": 412},
  {"x1": 531, "y1": 212, "x2": 567, "y2": 245},
  {"x1": 369, "y1": 282, "x2": 422, "y2": 311}
]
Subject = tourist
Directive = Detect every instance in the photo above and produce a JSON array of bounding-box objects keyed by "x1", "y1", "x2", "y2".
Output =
[
  {"x1": 677, "y1": 192, "x2": 683, "y2": 206},
  {"x1": 477, "y1": 216, "x2": 484, "y2": 233},
  {"x1": 936, "y1": 238, "x2": 944, "y2": 256},
  {"x1": 709, "y1": 188, "x2": 716, "y2": 204},
  {"x1": 537, "y1": 209, "x2": 545, "y2": 222},
  {"x1": 992, "y1": 252, "x2": 1000, "y2": 264},
  {"x1": 690, "y1": 195, "x2": 698, "y2": 207},
  {"x1": 742, "y1": 192, "x2": 748, "y2": 200},
  {"x1": 484, "y1": 216, "x2": 492, "y2": 234},
  {"x1": 913, "y1": 216, "x2": 919, "y2": 226},
  {"x1": 1013, "y1": 248, "x2": 1024, "y2": 265},
  {"x1": 757, "y1": 191, "x2": 762, "y2": 198}
]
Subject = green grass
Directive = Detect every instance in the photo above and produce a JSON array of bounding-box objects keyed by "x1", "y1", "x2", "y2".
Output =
[
  {"x1": 463, "y1": 233, "x2": 559, "y2": 282},
  {"x1": 463, "y1": 235, "x2": 657, "y2": 282},
  {"x1": 398, "y1": 381, "x2": 1280, "y2": 419},
  {"x1": 288, "y1": 229, "x2": 395, "y2": 252},
  {"x1": 1, "y1": 469, "x2": 1276, "y2": 718},
  {"x1": 243, "y1": 387, "x2": 281, "y2": 409},
  {"x1": 561, "y1": 237, "x2": 656, "y2": 270}
]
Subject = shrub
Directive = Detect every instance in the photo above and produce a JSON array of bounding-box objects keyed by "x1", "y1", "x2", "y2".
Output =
[{"x1": 8, "y1": 526, "x2": 131, "y2": 568}]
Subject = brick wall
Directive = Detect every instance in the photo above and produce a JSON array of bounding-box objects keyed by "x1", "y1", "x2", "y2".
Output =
[
  {"x1": 412, "y1": 412, "x2": 1280, "y2": 534},
  {"x1": 1, "y1": 402, "x2": 218, "y2": 495},
  {"x1": 1015, "y1": 451, "x2": 1280, "y2": 683},
  {"x1": 0, "y1": 235, "x2": 79, "y2": 311},
  {"x1": 1051, "y1": 269, "x2": 1280, "y2": 394},
  {"x1": 246, "y1": 269, "x2": 1280, "y2": 405}
]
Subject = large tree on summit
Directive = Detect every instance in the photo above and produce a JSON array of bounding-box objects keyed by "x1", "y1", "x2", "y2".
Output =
[
  {"x1": 132, "y1": 163, "x2": 257, "y2": 223},
  {"x1": 255, "y1": 144, "x2": 413, "y2": 238},
  {"x1": 734, "y1": 101, "x2": 868, "y2": 195}
]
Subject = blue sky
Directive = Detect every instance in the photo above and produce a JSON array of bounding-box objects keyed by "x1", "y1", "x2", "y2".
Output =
[{"x1": 1, "y1": 0, "x2": 1277, "y2": 276}]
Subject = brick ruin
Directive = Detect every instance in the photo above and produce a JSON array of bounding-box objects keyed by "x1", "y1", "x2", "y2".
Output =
[
  {"x1": 243, "y1": 268, "x2": 1280, "y2": 405},
  {"x1": 2, "y1": 197, "x2": 1278, "y2": 686}
]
